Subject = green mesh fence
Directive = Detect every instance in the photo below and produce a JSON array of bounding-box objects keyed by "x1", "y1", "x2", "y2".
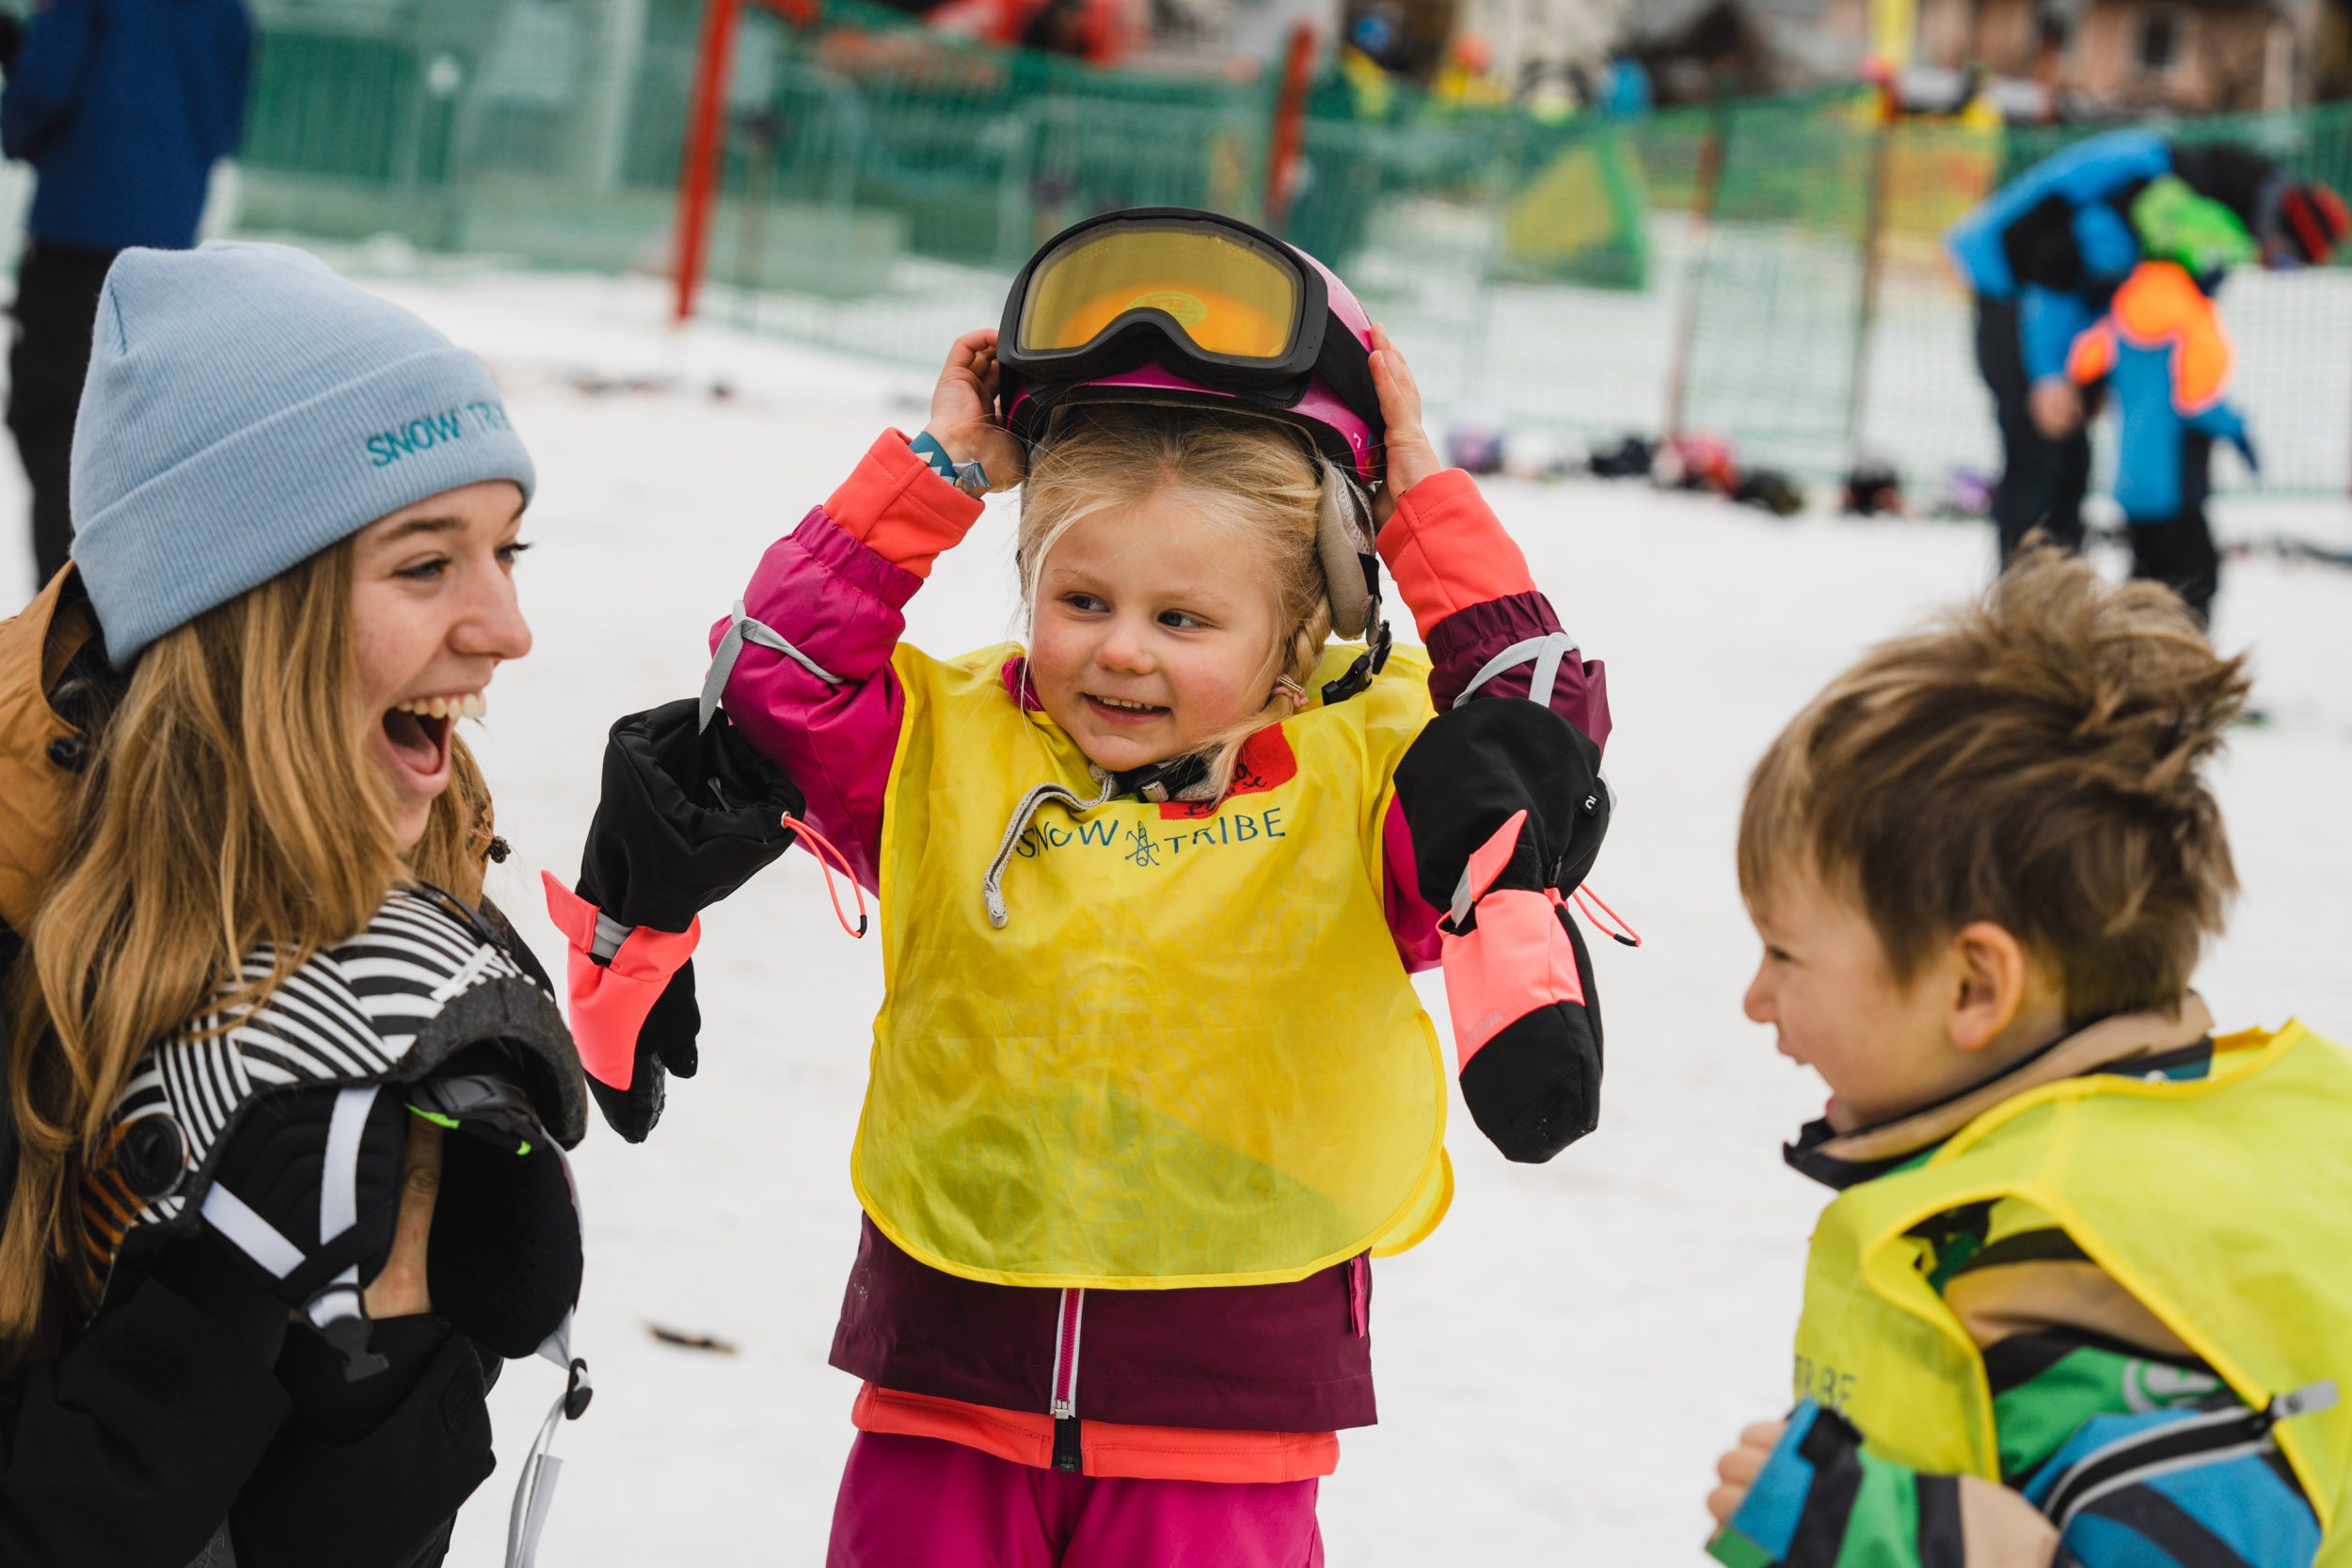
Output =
[
  {"x1": 214, "y1": 0, "x2": 2352, "y2": 498},
  {"x1": 1671, "y1": 92, "x2": 2352, "y2": 497}
]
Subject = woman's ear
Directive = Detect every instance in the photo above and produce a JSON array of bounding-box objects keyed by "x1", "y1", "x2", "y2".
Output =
[{"x1": 1945, "y1": 921, "x2": 2028, "y2": 1053}]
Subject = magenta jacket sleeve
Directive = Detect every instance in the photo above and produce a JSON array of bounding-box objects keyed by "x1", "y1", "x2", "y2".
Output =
[
  {"x1": 711, "y1": 432, "x2": 984, "y2": 891},
  {"x1": 1375, "y1": 469, "x2": 1612, "y2": 973}
]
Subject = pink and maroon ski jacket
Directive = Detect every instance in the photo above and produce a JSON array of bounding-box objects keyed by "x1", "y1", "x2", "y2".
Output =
[{"x1": 560, "y1": 430, "x2": 1615, "y2": 1481}]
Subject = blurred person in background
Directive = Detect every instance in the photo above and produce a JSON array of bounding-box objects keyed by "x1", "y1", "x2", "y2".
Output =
[
  {"x1": 0, "y1": 0, "x2": 253, "y2": 593},
  {"x1": 1946, "y1": 129, "x2": 2345, "y2": 582}
]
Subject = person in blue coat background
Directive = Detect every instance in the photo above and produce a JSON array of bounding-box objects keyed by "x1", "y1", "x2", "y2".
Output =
[
  {"x1": 0, "y1": 0, "x2": 253, "y2": 591},
  {"x1": 1946, "y1": 129, "x2": 2345, "y2": 568}
]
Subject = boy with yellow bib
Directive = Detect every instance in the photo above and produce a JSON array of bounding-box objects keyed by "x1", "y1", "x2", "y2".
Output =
[{"x1": 1705, "y1": 546, "x2": 2349, "y2": 1568}]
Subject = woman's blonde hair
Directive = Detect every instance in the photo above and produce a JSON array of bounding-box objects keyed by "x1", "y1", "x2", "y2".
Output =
[
  {"x1": 1017, "y1": 404, "x2": 1363, "y2": 796},
  {"x1": 0, "y1": 539, "x2": 495, "y2": 1365}
]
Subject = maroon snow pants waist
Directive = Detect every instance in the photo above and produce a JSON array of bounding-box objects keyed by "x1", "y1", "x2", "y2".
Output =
[{"x1": 828, "y1": 1217, "x2": 1378, "y2": 1433}]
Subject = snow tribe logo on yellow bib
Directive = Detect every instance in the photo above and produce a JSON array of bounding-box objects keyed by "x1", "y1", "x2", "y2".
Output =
[{"x1": 853, "y1": 641, "x2": 1454, "y2": 1290}]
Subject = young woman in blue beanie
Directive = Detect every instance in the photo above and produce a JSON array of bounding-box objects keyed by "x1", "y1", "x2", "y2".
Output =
[{"x1": 0, "y1": 241, "x2": 588, "y2": 1568}]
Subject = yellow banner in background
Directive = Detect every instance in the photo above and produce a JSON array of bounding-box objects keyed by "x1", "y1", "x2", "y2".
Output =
[{"x1": 1871, "y1": 0, "x2": 1917, "y2": 66}]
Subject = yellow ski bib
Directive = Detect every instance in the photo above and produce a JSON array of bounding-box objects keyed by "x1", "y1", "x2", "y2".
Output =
[
  {"x1": 852, "y1": 641, "x2": 1453, "y2": 1290},
  {"x1": 1792, "y1": 1023, "x2": 2352, "y2": 1549}
]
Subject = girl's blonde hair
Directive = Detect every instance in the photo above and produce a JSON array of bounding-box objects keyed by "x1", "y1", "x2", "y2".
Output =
[
  {"x1": 1017, "y1": 404, "x2": 1363, "y2": 796},
  {"x1": 0, "y1": 539, "x2": 495, "y2": 1366}
]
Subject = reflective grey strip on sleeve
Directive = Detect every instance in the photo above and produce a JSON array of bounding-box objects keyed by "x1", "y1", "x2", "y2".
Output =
[
  {"x1": 590, "y1": 910, "x2": 632, "y2": 963},
  {"x1": 698, "y1": 598, "x2": 845, "y2": 732},
  {"x1": 1456, "y1": 631, "x2": 1581, "y2": 709}
]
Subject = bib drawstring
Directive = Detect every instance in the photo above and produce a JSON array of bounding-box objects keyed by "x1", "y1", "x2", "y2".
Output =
[{"x1": 983, "y1": 772, "x2": 1117, "y2": 929}]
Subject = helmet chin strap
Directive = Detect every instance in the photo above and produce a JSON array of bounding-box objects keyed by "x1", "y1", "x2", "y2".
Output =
[{"x1": 1322, "y1": 608, "x2": 1392, "y2": 706}]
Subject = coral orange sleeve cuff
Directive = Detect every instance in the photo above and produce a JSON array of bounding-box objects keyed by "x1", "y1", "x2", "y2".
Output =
[
  {"x1": 540, "y1": 871, "x2": 700, "y2": 1091},
  {"x1": 824, "y1": 431, "x2": 986, "y2": 580},
  {"x1": 1376, "y1": 469, "x2": 1538, "y2": 641}
]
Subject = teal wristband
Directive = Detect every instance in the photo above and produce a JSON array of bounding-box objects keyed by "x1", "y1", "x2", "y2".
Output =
[{"x1": 911, "y1": 432, "x2": 988, "y2": 497}]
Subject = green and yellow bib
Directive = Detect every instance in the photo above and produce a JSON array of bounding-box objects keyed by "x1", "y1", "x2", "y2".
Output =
[{"x1": 1793, "y1": 1023, "x2": 2352, "y2": 1553}]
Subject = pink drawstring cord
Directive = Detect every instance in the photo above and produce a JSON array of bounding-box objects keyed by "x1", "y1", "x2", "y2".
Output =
[
  {"x1": 1571, "y1": 885, "x2": 1642, "y2": 948},
  {"x1": 783, "y1": 814, "x2": 869, "y2": 939}
]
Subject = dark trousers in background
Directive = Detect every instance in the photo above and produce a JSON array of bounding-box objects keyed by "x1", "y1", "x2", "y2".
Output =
[
  {"x1": 1975, "y1": 295, "x2": 2090, "y2": 562},
  {"x1": 2126, "y1": 431, "x2": 2221, "y2": 627},
  {"x1": 8, "y1": 241, "x2": 119, "y2": 587}
]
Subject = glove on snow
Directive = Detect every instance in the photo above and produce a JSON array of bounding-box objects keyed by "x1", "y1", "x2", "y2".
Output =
[
  {"x1": 547, "y1": 698, "x2": 803, "y2": 1142},
  {"x1": 1394, "y1": 699, "x2": 1610, "y2": 1163}
]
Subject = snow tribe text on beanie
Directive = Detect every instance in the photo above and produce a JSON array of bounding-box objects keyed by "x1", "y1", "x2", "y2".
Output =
[{"x1": 69, "y1": 242, "x2": 536, "y2": 669}]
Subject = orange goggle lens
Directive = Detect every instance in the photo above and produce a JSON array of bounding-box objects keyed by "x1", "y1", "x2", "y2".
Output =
[{"x1": 1018, "y1": 225, "x2": 1302, "y2": 361}]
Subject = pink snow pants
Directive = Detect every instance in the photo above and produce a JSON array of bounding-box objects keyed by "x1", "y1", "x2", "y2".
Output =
[{"x1": 826, "y1": 1433, "x2": 1327, "y2": 1568}]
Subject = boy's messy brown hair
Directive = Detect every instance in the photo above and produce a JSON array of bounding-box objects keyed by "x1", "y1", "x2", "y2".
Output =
[{"x1": 1738, "y1": 546, "x2": 2251, "y2": 1021}]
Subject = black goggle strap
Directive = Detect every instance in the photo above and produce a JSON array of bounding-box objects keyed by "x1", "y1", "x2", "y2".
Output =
[
  {"x1": 199, "y1": 1084, "x2": 389, "y2": 1379},
  {"x1": 1311, "y1": 315, "x2": 1381, "y2": 437}
]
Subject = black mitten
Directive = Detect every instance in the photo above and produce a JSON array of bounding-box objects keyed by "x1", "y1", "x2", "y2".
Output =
[
  {"x1": 584, "y1": 953, "x2": 713, "y2": 1143},
  {"x1": 580, "y1": 699, "x2": 806, "y2": 931},
  {"x1": 1394, "y1": 699, "x2": 1613, "y2": 1164},
  {"x1": 229, "y1": 1321, "x2": 497, "y2": 1568},
  {"x1": 1456, "y1": 897, "x2": 1603, "y2": 1161},
  {"x1": 421, "y1": 1085, "x2": 582, "y2": 1358},
  {"x1": 545, "y1": 699, "x2": 803, "y2": 1142}
]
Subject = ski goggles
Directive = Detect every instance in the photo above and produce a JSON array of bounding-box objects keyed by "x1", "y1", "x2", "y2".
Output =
[{"x1": 996, "y1": 210, "x2": 1380, "y2": 435}]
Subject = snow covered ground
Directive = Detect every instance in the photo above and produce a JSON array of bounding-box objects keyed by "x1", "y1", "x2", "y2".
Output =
[{"x1": 8, "y1": 262, "x2": 2345, "y2": 1564}]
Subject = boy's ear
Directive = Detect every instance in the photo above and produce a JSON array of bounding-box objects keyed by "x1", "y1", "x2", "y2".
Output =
[{"x1": 1946, "y1": 921, "x2": 2029, "y2": 1053}]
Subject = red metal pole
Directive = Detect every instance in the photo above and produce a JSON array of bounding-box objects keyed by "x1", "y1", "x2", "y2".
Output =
[
  {"x1": 1263, "y1": 23, "x2": 1316, "y2": 234},
  {"x1": 674, "y1": 0, "x2": 743, "y2": 324}
]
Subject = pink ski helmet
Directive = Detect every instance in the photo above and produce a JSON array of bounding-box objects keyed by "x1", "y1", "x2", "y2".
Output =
[{"x1": 995, "y1": 208, "x2": 1386, "y2": 488}]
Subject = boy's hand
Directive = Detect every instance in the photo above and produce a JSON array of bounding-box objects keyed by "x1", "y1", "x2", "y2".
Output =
[
  {"x1": 1707, "y1": 1419, "x2": 1788, "y2": 1528},
  {"x1": 923, "y1": 327, "x2": 1025, "y2": 491},
  {"x1": 1369, "y1": 323, "x2": 1441, "y2": 526}
]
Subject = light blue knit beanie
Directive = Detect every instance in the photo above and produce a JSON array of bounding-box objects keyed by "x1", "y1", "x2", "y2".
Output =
[{"x1": 70, "y1": 242, "x2": 537, "y2": 668}]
